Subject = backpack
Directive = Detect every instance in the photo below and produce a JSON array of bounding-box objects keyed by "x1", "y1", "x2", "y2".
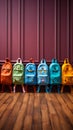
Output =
[
  {"x1": 25, "y1": 58, "x2": 37, "y2": 85},
  {"x1": 1, "y1": 58, "x2": 12, "y2": 85},
  {"x1": 62, "y1": 58, "x2": 73, "y2": 85},
  {"x1": 13, "y1": 58, "x2": 24, "y2": 85},
  {"x1": 37, "y1": 59, "x2": 49, "y2": 85},
  {"x1": 49, "y1": 59, "x2": 61, "y2": 85}
]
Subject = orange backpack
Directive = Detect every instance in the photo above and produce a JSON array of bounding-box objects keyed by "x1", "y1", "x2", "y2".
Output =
[{"x1": 1, "y1": 58, "x2": 12, "y2": 85}]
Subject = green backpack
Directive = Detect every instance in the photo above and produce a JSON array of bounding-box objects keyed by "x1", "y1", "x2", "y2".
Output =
[{"x1": 13, "y1": 58, "x2": 24, "y2": 85}]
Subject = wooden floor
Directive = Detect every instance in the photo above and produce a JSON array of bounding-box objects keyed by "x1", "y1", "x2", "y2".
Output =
[{"x1": 0, "y1": 93, "x2": 73, "y2": 130}]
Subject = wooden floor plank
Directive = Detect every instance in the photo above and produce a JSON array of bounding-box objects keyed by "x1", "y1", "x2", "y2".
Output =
[
  {"x1": 61, "y1": 94, "x2": 73, "y2": 113},
  {"x1": 0, "y1": 93, "x2": 6, "y2": 100},
  {"x1": 55, "y1": 94, "x2": 73, "y2": 129},
  {"x1": 23, "y1": 93, "x2": 34, "y2": 130},
  {"x1": 13, "y1": 93, "x2": 29, "y2": 130},
  {"x1": 67, "y1": 94, "x2": 73, "y2": 103},
  {"x1": 0, "y1": 93, "x2": 20, "y2": 130},
  {"x1": 41, "y1": 93, "x2": 52, "y2": 130},
  {"x1": 52, "y1": 94, "x2": 73, "y2": 130},
  {"x1": 0, "y1": 93, "x2": 10, "y2": 107},
  {"x1": 3, "y1": 93, "x2": 24, "y2": 130},
  {"x1": 45, "y1": 94, "x2": 62, "y2": 130},
  {"x1": 45, "y1": 94, "x2": 56, "y2": 114},
  {"x1": 0, "y1": 93, "x2": 13, "y2": 119},
  {"x1": 32, "y1": 93, "x2": 42, "y2": 130}
]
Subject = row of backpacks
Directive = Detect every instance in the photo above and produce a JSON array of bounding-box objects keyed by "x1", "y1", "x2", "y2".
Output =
[{"x1": 0, "y1": 57, "x2": 73, "y2": 93}]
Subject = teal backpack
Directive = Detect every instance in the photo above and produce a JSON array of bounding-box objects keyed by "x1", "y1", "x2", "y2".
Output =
[
  {"x1": 49, "y1": 58, "x2": 61, "y2": 93},
  {"x1": 13, "y1": 58, "x2": 24, "y2": 85}
]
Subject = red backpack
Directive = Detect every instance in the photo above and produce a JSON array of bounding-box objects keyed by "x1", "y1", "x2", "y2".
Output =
[{"x1": 1, "y1": 58, "x2": 12, "y2": 85}]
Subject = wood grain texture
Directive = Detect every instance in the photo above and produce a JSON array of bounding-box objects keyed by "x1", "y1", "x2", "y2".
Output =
[{"x1": 0, "y1": 93, "x2": 73, "y2": 130}]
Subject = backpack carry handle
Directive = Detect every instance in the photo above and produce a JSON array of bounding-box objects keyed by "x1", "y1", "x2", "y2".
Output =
[
  {"x1": 17, "y1": 58, "x2": 22, "y2": 64},
  {"x1": 52, "y1": 58, "x2": 58, "y2": 63},
  {"x1": 41, "y1": 59, "x2": 46, "y2": 64},
  {"x1": 29, "y1": 58, "x2": 34, "y2": 63},
  {"x1": 64, "y1": 58, "x2": 69, "y2": 64},
  {"x1": 5, "y1": 58, "x2": 10, "y2": 63}
]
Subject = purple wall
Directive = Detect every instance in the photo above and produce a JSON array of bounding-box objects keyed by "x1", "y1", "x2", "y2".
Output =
[{"x1": 0, "y1": 0, "x2": 73, "y2": 64}]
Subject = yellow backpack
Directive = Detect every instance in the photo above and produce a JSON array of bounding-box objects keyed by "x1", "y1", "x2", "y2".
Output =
[{"x1": 62, "y1": 58, "x2": 73, "y2": 85}]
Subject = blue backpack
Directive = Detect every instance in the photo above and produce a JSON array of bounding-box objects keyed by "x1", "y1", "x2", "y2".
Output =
[
  {"x1": 25, "y1": 62, "x2": 37, "y2": 85},
  {"x1": 49, "y1": 59, "x2": 61, "y2": 93},
  {"x1": 37, "y1": 59, "x2": 49, "y2": 85},
  {"x1": 49, "y1": 59, "x2": 61, "y2": 85}
]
